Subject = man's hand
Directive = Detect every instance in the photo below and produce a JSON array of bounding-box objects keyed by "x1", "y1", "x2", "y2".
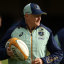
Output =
[
  {"x1": 7, "y1": 47, "x2": 14, "y2": 57},
  {"x1": 32, "y1": 58, "x2": 43, "y2": 64}
]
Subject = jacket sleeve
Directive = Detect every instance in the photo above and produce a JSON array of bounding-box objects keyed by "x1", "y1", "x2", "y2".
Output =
[
  {"x1": 41, "y1": 31, "x2": 63, "y2": 64},
  {"x1": 0, "y1": 23, "x2": 18, "y2": 60},
  {"x1": 0, "y1": 29, "x2": 11, "y2": 60},
  {"x1": 0, "y1": 21, "x2": 20, "y2": 60}
]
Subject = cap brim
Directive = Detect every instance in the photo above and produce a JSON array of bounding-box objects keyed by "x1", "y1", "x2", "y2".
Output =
[
  {"x1": 42, "y1": 11, "x2": 47, "y2": 15},
  {"x1": 32, "y1": 10, "x2": 47, "y2": 15}
]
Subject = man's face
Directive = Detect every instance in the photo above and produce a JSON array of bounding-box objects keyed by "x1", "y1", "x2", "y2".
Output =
[{"x1": 25, "y1": 14, "x2": 41, "y2": 28}]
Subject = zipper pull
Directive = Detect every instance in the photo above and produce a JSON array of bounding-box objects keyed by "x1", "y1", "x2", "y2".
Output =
[{"x1": 31, "y1": 33, "x2": 32, "y2": 36}]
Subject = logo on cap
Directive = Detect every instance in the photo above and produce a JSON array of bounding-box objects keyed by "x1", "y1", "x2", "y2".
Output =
[{"x1": 34, "y1": 4, "x2": 40, "y2": 10}]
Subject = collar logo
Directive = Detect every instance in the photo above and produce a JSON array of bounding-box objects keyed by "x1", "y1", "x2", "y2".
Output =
[{"x1": 19, "y1": 32, "x2": 23, "y2": 37}]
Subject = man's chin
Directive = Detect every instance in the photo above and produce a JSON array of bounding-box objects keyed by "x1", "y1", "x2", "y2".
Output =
[{"x1": 35, "y1": 24, "x2": 40, "y2": 27}]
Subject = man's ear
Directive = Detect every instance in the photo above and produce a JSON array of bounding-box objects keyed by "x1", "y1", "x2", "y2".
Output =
[
  {"x1": 24, "y1": 14, "x2": 29, "y2": 20},
  {"x1": 24, "y1": 14, "x2": 28, "y2": 19}
]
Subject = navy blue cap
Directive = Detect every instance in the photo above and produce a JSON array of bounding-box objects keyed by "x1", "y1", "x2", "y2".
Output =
[{"x1": 23, "y1": 3, "x2": 47, "y2": 15}]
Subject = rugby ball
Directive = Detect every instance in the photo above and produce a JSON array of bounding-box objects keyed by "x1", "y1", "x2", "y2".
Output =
[{"x1": 5, "y1": 38, "x2": 29, "y2": 61}]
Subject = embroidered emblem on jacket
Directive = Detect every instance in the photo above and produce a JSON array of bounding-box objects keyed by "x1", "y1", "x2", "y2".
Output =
[
  {"x1": 19, "y1": 32, "x2": 23, "y2": 37},
  {"x1": 38, "y1": 32, "x2": 44, "y2": 36}
]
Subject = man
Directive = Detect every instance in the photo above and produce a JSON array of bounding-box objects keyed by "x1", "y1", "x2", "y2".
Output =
[
  {"x1": 0, "y1": 3, "x2": 63, "y2": 64},
  {"x1": 55, "y1": 28, "x2": 64, "y2": 64}
]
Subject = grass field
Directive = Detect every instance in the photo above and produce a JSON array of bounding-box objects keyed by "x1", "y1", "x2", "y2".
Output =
[{"x1": 1, "y1": 59, "x2": 8, "y2": 64}]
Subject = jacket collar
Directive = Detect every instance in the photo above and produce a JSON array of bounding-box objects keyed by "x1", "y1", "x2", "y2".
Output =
[{"x1": 18, "y1": 19, "x2": 43, "y2": 30}]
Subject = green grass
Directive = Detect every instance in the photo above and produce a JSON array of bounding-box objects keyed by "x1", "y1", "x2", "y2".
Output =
[{"x1": 1, "y1": 59, "x2": 8, "y2": 64}]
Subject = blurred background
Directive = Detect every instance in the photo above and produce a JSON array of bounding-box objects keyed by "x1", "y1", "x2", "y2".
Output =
[{"x1": 0, "y1": 0, "x2": 64, "y2": 64}]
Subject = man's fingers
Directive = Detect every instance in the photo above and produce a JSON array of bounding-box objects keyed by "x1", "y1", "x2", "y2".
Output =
[
  {"x1": 32, "y1": 58, "x2": 43, "y2": 64},
  {"x1": 34, "y1": 58, "x2": 40, "y2": 63},
  {"x1": 7, "y1": 47, "x2": 14, "y2": 56}
]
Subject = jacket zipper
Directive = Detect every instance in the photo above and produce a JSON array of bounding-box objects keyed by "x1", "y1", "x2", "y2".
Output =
[{"x1": 31, "y1": 33, "x2": 33, "y2": 62}]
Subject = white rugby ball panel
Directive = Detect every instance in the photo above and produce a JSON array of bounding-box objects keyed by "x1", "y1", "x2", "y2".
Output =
[
  {"x1": 5, "y1": 41, "x2": 10, "y2": 48},
  {"x1": 16, "y1": 40, "x2": 29, "y2": 56}
]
